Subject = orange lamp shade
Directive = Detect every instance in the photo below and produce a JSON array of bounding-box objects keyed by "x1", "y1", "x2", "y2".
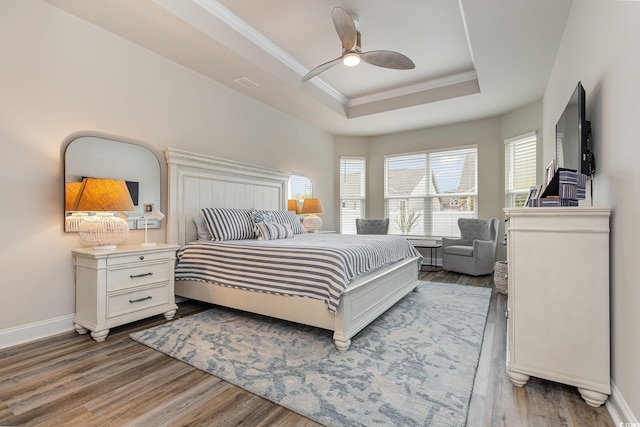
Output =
[
  {"x1": 301, "y1": 198, "x2": 325, "y2": 215},
  {"x1": 71, "y1": 178, "x2": 135, "y2": 212}
]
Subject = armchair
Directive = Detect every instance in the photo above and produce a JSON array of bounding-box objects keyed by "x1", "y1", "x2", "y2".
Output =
[
  {"x1": 442, "y1": 218, "x2": 499, "y2": 276},
  {"x1": 356, "y1": 218, "x2": 389, "y2": 235}
]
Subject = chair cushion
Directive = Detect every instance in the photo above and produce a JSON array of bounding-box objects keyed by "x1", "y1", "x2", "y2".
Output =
[{"x1": 444, "y1": 245, "x2": 474, "y2": 257}]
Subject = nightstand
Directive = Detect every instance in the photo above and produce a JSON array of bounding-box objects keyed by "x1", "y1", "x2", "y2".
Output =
[{"x1": 72, "y1": 243, "x2": 180, "y2": 342}]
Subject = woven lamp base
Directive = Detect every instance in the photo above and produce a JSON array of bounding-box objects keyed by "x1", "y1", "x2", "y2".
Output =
[
  {"x1": 79, "y1": 213, "x2": 130, "y2": 249},
  {"x1": 302, "y1": 214, "x2": 323, "y2": 233}
]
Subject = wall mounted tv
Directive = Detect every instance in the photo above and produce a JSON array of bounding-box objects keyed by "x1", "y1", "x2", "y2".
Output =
[{"x1": 555, "y1": 82, "x2": 595, "y2": 176}]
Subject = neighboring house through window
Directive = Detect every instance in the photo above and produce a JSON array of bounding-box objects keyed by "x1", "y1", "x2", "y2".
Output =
[
  {"x1": 339, "y1": 157, "x2": 366, "y2": 234},
  {"x1": 384, "y1": 146, "x2": 477, "y2": 238},
  {"x1": 505, "y1": 132, "x2": 537, "y2": 207}
]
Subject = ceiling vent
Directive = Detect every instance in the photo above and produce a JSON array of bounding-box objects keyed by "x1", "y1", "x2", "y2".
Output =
[{"x1": 233, "y1": 76, "x2": 260, "y2": 89}]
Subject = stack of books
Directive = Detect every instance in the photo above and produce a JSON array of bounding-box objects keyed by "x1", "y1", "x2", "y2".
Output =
[{"x1": 525, "y1": 168, "x2": 586, "y2": 207}]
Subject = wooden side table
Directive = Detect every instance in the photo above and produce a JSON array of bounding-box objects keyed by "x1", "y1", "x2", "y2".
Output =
[{"x1": 72, "y1": 243, "x2": 180, "y2": 342}]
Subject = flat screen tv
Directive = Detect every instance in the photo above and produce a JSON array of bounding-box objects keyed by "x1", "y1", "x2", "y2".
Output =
[{"x1": 555, "y1": 82, "x2": 595, "y2": 176}]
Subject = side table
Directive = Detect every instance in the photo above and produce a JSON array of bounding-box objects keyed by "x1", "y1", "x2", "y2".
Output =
[
  {"x1": 72, "y1": 243, "x2": 180, "y2": 342},
  {"x1": 407, "y1": 239, "x2": 442, "y2": 272}
]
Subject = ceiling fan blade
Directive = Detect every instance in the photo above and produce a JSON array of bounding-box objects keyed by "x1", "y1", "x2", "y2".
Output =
[
  {"x1": 360, "y1": 50, "x2": 416, "y2": 70},
  {"x1": 331, "y1": 7, "x2": 357, "y2": 51},
  {"x1": 302, "y1": 56, "x2": 343, "y2": 82}
]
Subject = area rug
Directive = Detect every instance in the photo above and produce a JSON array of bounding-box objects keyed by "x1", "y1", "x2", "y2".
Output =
[{"x1": 130, "y1": 282, "x2": 492, "y2": 427}]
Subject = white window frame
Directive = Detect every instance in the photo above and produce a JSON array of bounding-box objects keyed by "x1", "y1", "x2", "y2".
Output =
[
  {"x1": 504, "y1": 132, "x2": 537, "y2": 207},
  {"x1": 339, "y1": 157, "x2": 366, "y2": 234},
  {"x1": 384, "y1": 145, "x2": 478, "y2": 238}
]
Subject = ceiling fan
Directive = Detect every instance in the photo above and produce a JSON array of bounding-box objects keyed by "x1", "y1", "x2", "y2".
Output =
[{"x1": 302, "y1": 7, "x2": 415, "y2": 82}]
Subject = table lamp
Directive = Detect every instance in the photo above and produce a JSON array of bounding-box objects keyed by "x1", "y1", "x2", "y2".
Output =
[
  {"x1": 141, "y1": 204, "x2": 165, "y2": 246},
  {"x1": 301, "y1": 198, "x2": 325, "y2": 233},
  {"x1": 287, "y1": 199, "x2": 302, "y2": 214},
  {"x1": 65, "y1": 181, "x2": 87, "y2": 232},
  {"x1": 72, "y1": 178, "x2": 135, "y2": 249}
]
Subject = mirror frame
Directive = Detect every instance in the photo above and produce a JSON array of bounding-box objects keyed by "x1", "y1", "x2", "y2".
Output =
[{"x1": 63, "y1": 135, "x2": 162, "y2": 233}]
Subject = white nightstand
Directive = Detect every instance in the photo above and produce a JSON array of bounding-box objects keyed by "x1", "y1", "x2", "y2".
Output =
[{"x1": 72, "y1": 243, "x2": 180, "y2": 342}]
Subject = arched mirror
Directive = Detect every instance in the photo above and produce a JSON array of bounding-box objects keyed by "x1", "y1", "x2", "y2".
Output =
[{"x1": 64, "y1": 136, "x2": 161, "y2": 232}]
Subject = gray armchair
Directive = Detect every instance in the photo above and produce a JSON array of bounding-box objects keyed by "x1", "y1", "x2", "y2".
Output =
[
  {"x1": 356, "y1": 218, "x2": 389, "y2": 235},
  {"x1": 442, "y1": 218, "x2": 499, "y2": 276}
]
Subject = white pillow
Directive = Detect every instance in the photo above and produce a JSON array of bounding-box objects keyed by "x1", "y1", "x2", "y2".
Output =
[{"x1": 193, "y1": 216, "x2": 212, "y2": 241}]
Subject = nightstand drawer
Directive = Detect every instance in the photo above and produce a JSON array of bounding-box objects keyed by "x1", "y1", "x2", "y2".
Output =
[
  {"x1": 107, "y1": 250, "x2": 173, "y2": 266},
  {"x1": 106, "y1": 283, "x2": 170, "y2": 319},
  {"x1": 107, "y1": 262, "x2": 169, "y2": 291}
]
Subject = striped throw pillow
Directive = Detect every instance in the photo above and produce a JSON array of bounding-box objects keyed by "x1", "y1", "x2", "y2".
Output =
[
  {"x1": 255, "y1": 222, "x2": 294, "y2": 240},
  {"x1": 201, "y1": 208, "x2": 255, "y2": 241},
  {"x1": 270, "y1": 210, "x2": 306, "y2": 235}
]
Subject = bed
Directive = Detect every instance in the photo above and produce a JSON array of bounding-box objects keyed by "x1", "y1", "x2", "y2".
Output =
[{"x1": 165, "y1": 148, "x2": 422, "y2": 350}]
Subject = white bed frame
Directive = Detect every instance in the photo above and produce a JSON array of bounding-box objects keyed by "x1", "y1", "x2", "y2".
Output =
[{"x1": 165, "y1": 148, "x2": 420, "y2": 350}]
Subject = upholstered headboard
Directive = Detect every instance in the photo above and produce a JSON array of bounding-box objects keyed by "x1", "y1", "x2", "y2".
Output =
[{"x1": 164, "y1": 148, "x2": 290, "y2": 246}]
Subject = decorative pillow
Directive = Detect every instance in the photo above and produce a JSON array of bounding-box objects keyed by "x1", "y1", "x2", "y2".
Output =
[
  {"x1": 255, "y1": 222, "x2": 294, "y2": 241},
  {"x1": 270, "y1": 210, "x2": 306, "y2": 235},
  {"x1": 193, "y1": 215, "x2": 213, "y2": 241},
  {"x1": 250, "y1": 209, "x2": 276, "y2": 238},
  {"x1": 201, "y1": 207, "x2": 255, "y2": 241}
]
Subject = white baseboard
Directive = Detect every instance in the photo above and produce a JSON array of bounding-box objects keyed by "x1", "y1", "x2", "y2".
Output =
[
  {"x1": 607, "y1": 380, "x2": 639, "y2": 424},
  {"x1": 0, "y1": 314, "x2": 75, "y2": 350},
  {"x1": 0, "y1": 297, "x2": 186, "y2": 350}
]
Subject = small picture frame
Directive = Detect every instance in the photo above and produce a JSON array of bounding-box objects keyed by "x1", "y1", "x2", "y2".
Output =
[
  {"x1": 524, "y1": 186, "x2": 538, "y2": 207},
  {"x1": 544, "y1": 159, "x2": 556, "y2": 187}
]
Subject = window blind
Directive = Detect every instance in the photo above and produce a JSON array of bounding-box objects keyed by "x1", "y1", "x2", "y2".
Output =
[
  {"x1": 340, "y1": 157, "x2": 366, "y2": 234},
  {"x1": 384, "y1": 147, "x2": 477, "y2": 238},
  {"x1": 505, "y1": 133, "x2": 537, "y2": 207}
]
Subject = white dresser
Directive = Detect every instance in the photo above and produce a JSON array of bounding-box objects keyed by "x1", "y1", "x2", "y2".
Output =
[
  {"x1": 72, "y1": 243, "x2": 180, "y2": 342},
  {"x1": 503, "y1": 207, "x2": 611, "y2": 407}
]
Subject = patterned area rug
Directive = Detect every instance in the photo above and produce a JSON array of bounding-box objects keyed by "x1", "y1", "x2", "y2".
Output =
[{"x1": 130, "y1": 282, "x2": 492, "y2": 427}]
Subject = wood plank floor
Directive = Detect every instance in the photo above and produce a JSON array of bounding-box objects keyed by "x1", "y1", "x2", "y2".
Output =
[{"x1": 0, "y1": 271, "x2": 615, "y2": 426}]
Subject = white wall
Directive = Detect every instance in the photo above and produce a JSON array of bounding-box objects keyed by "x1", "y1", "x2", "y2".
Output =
[
  {"x1": 543, "y1": 0, "x2": 640, "y2": 421},
  {"x1": 0, "y1": 0, "x2": 334, "y2": 343}
]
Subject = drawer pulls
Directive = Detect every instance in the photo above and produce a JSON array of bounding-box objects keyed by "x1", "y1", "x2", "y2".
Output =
[
  {"x1": 129, "y1": 272, "x2": 153, "y2": 279},
  {"x1": 129, "y1": 296, "x2": 152, "y2": 303}
]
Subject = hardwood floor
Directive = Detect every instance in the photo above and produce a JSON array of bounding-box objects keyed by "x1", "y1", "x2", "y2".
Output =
[{"x1": 0, "y1": 272, "x2": 615, "y2": 426}]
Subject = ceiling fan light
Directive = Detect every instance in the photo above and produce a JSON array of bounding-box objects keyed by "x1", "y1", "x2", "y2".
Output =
[{"x1": 343, "y1": 53, "x2": 360, "y2": 67}]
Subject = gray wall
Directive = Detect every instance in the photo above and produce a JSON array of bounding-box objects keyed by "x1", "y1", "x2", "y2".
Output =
[{"x1": 543, "y1": 0, "x2": 640, "y2": 419}]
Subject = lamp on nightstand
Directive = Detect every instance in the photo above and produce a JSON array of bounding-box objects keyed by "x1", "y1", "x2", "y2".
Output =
[
  {"x1": 72, "y1": 178, "x2": 135, "y2": 250},
  {"x1": 288, "y1": 199, "x2": 302, "y2": 214},
  {"x1": 65, "y1": 181, "x2": 87, "y2": 232},
  {"x1": 141, "y1": 203, "x2": 165, "y2": 247},
  {"x1": 301, "y1": 198, "x2": 325, "y2": 233}
]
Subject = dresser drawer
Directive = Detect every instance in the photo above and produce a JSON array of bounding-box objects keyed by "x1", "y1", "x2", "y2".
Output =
[
  {"x1": 107, "y1": 250, "x2": 174, "y2": 266},
  {"x1": 106, "y1": 283, "x2": 170, "y2": 319},
  {"x1": 107, "y1": 262, "x2": 169, "y2": 291}
]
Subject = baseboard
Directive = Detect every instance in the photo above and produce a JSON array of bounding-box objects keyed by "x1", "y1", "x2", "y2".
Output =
[
  {"x1": 606, "y1": 380, "x2": 639, "y2": 424},
  {"x1": 0, "y1": 297, "x2": 187, "y2": 350},
  {"x1": 0, "y1": 314, "x2": 75, "y2": 350}
]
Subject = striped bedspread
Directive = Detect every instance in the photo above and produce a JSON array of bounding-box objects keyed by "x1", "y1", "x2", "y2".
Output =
[{"x1": 175, "y1": 233, "x2": 423, "y2": 314}]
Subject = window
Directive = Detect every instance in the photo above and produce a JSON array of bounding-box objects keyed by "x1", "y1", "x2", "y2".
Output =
[
  {"x1": 339, "y1": 157, "x2": 366, "y2": 234},
  {"x1": 384, "y1": 146, "x2": 477, "y2": 238},
  {"x1": 289, "y1": 175, "x2": 312, "y2": 200},
  {"x1": 505, "y1": 132, "x2": 537, "y2": 207}
]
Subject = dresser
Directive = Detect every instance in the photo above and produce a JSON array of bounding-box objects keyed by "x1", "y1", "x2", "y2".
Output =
[
  {"x1": 72, "y1": 244, "x2": 180, "y2": 342},
  {"x1": 503, "y1": 207, "x2": 611, "y2": 407}
]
